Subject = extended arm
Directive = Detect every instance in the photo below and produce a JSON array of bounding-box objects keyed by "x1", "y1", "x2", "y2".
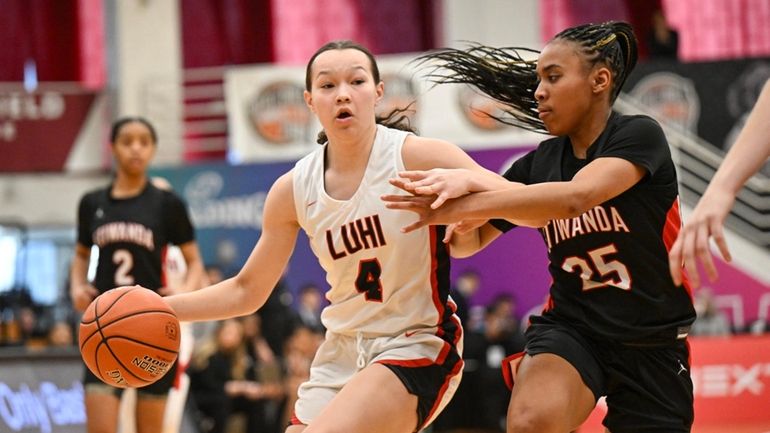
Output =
[
  {"x1": 399, "y1": 136, "x2": 539, "y2": 256},
  {"x1": 164, "y1": 172, "x2": 300, "y2": 322},
  {"x1": 386, "y1": 156, "x2": 645, "y2": 232},
  {"x1": 669, "y1": 80, "x2": 770, "y2": 287}
]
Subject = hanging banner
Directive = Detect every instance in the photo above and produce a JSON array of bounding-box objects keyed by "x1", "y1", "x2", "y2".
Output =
[
  {"x1": 224, "y1": 53, "x2": 541, "y2": 163},
  {"x1": 625, "y1": 58, "x2": 770, "y2": 152},
  {"x1": 0, "y1": 84, "x2": 106, "y2": 173}
]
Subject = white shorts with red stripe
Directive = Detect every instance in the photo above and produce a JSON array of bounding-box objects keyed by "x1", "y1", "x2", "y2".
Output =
[{"x1": 294, "y1": 325, "x2": 463, "y2": 431}]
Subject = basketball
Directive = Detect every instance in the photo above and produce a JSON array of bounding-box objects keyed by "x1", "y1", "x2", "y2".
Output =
[{"x1": 78, "y1": 286, "x2": 180, "y2": 388}]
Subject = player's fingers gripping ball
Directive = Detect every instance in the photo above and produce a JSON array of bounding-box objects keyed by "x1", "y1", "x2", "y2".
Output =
[{"x1": 79, "y1": 286, "x2": 180, "y2": 388}]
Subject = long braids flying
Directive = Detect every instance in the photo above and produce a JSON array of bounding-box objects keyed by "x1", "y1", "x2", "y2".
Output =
[
  {"x1": 414, "y1": 44, "x2": 544, "y2": 132},
  {"x1": 414, "y1": 21, "x2": 638, "y2": 133}
]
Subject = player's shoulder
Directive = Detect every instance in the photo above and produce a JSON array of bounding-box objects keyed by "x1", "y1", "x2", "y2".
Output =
[
  {"x1": 269, "y1": 170, "x2": 297, "y2": 205},
  {"x1": 403, "y1": 133, "x2": 455, "y2": 153},
  {"x1": 402, "y1": 134, "x2": 472, "y2": 170},
  {"x1": 79, "y1": 185, "x2": 109, "y2": 206},
  {"x1": 608, "y1": 113, "x2": 668, "y2": 150},
  {"x1": 274, "y1": 170, "x2": 295, "y2": 190},
  {"x1": 146, "y1": 182, "x2": 186, "y2": 207},
  {"x1": 611, "y1": 113, "x2": 664, "y2": 134},
  {"x1": 534, "y1": 135, "x2": 567, "y2": 155},
  {"x1": 266, "y1": 170, "x2": 299, "y2": 221}
]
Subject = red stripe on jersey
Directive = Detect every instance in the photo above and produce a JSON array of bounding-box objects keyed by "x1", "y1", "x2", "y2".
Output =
[
  {"x1": 289, "y1": 413, "x2": 304, "y2": 426},
  {"x1": 662, "y1": 197, "x2": 682, "y2": 252},
  {"x1": 429, "y1": 226, "x2": 446, "y2": 323},
  {"x1": 663, "y1": 197, "x2": 693, "y2": 296},
  {"x1": 422, "y1": 355, "x2": 464, "y2": 429},
  {"x1": 378, "y1": 358, "x2": 435, "y2": 368},
  {"x1": 160, "y1": 245, "x2": 168, "y2": 288}
]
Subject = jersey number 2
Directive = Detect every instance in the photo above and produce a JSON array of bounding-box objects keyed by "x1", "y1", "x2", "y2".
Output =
[
  {"x1": 561, "y1": 244, "x2": 631, "y2": 291},
  {"x1": 113, "y1": 249, "x2": 135, "y2": 286},
  {"x1": 355, "y1": 259, "x2": 383, "y2": 302}
]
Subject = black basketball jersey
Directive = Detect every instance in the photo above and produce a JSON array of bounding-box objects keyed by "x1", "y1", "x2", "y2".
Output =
[
  {"x1": 493, "y1": 112, "x2": 695, "y2": 342},
  {"x1": 76, "y1": 182, "x2": 195, "y2": 294}
]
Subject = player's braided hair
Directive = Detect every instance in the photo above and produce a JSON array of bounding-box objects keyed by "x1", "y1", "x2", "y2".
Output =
[
  {"x1": 306, "y1": 40, "x2": 416, "y2": 144},
  {"x1": 413, "y1": 21, "x2": 638, "y2": 133},
  {"x1": 555, "y1": 21, "x2": 638, "y2": 103}
]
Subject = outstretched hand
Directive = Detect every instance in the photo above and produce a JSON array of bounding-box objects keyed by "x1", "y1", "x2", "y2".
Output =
[
  {"x1": 668, "y1": 191, "x2": 735, "y2": 288},
  {"x1": 381, "y1": 193, "x2": 442, "y2": 233},
  {"x1": 389, "y1": 168, "x2": 474, "y2": 209}
]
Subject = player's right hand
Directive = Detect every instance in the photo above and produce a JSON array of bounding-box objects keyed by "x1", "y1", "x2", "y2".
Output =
[{"x1": 668, "y1": 190, "x2": 735, "y2": 288}]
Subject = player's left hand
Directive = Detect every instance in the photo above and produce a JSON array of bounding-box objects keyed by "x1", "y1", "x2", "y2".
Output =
[{"x1": 389, "y1": 168, "x2": 473, "y2": 209}]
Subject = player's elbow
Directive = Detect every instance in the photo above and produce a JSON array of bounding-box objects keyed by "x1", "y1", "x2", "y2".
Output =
[{"x1": 233, "y1": 274, "x2": 269, "y2": 315}]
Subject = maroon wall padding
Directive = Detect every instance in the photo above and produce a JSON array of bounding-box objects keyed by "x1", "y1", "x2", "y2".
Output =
[{"x1": 0, "y1": 0, "x2": 80, "y2": 82}]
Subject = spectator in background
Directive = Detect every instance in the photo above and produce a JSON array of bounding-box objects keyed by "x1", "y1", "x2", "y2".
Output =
[
  {"x1": 188, "y1": 318, "x2": 271, "y2": 433},
  {"x1": 46, "y1": 321, "x2": 74, "y2": 347},
  {"x1": 450, "y1": 269, "x2": 482, "y2": 328},
  {"x1": 295, "y1": 283, "x2": 325, "y2": 333},
  {"x1": 281, "y1": 325, "x2": 323, "y2": 429},
  {"x1": 648, "y1": 8, "x2": 679, "y2": 60},
  {"x1": 205, "y1": 265, "x2": 225, "y2": 287},
  {"x1": 690, "y1": 288, "x2": 732, "y2": 336},
  {"x1": 17, "y1": 306, "x2": 45, "y2": 347},
  {"x1": 486, "y1": 294, "x2": 526, "y2": 352},
  {"x1": 240, "y1": 312, "x2": 285, "y2": 433},
  {"x1": 69, "y1": 117, "x2": 204, "y2": 433},
  {"x1": 257, "y1": 278, "x2": 297, "y2": 358},
  {"x1": 433, "y1": 297, "x2": 526, "y2": 433}
]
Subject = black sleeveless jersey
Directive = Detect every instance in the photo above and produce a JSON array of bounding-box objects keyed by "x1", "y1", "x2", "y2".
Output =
[
  {"x1": 76, "y1": 182, "x2": 195, "y2": 294},
  {"x1": 493, "y1": 113, "x2": 695, "y2": 342}
]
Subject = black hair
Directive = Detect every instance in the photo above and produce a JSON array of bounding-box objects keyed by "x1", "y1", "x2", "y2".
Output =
[
  {"x1": 305, "y1": 40, "x2": 416, "y2": 144},
  {"x1": 413, "y1": 21, "x2": 638, "y2": 133},
  {"x1": 110, "y1": 116, "x2": 158, "y2": 144},
  {"x1": 554, "y1": 21, "x2": 638, "y2": 103}
]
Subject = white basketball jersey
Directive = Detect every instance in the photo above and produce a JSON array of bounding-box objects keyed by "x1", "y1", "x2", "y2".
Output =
[{"x1": 293, "y1": 125, "x2": 454, "y2": 336}]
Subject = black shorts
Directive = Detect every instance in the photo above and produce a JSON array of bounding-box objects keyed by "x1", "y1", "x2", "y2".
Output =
[
  {"x1": 523, "y1": 316, "x2": 693, "y2": 433},
  {"x1": 82, "y1": 360, "x2": 178, "y2": 397}
]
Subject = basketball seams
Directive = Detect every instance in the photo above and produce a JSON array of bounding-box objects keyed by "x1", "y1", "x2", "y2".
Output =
[
  {"x1": 79, "y1": 310, "x2": 178, "y2": 351},
  {"x1": 103, "y1": 335, "x2": 179, "y2": 355},
  {"x1": 79, "y1": 287, "x2": 180, "y2": 388},
  {"x1": 80, "y1": 287, "x2": 170, "y2": 324}
]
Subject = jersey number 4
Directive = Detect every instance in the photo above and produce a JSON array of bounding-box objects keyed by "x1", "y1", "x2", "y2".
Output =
[
  {"x1": 561, "y1": 244, "x2": 631, "y2": 291},
  {"x1": 356, "y1": 259, "x2": 383, "y2": 302}
]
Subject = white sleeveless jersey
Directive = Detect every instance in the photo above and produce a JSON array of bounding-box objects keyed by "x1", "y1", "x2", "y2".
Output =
[{"x1": 293, "y1": 124, "x2": 454, "y2": 336}]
